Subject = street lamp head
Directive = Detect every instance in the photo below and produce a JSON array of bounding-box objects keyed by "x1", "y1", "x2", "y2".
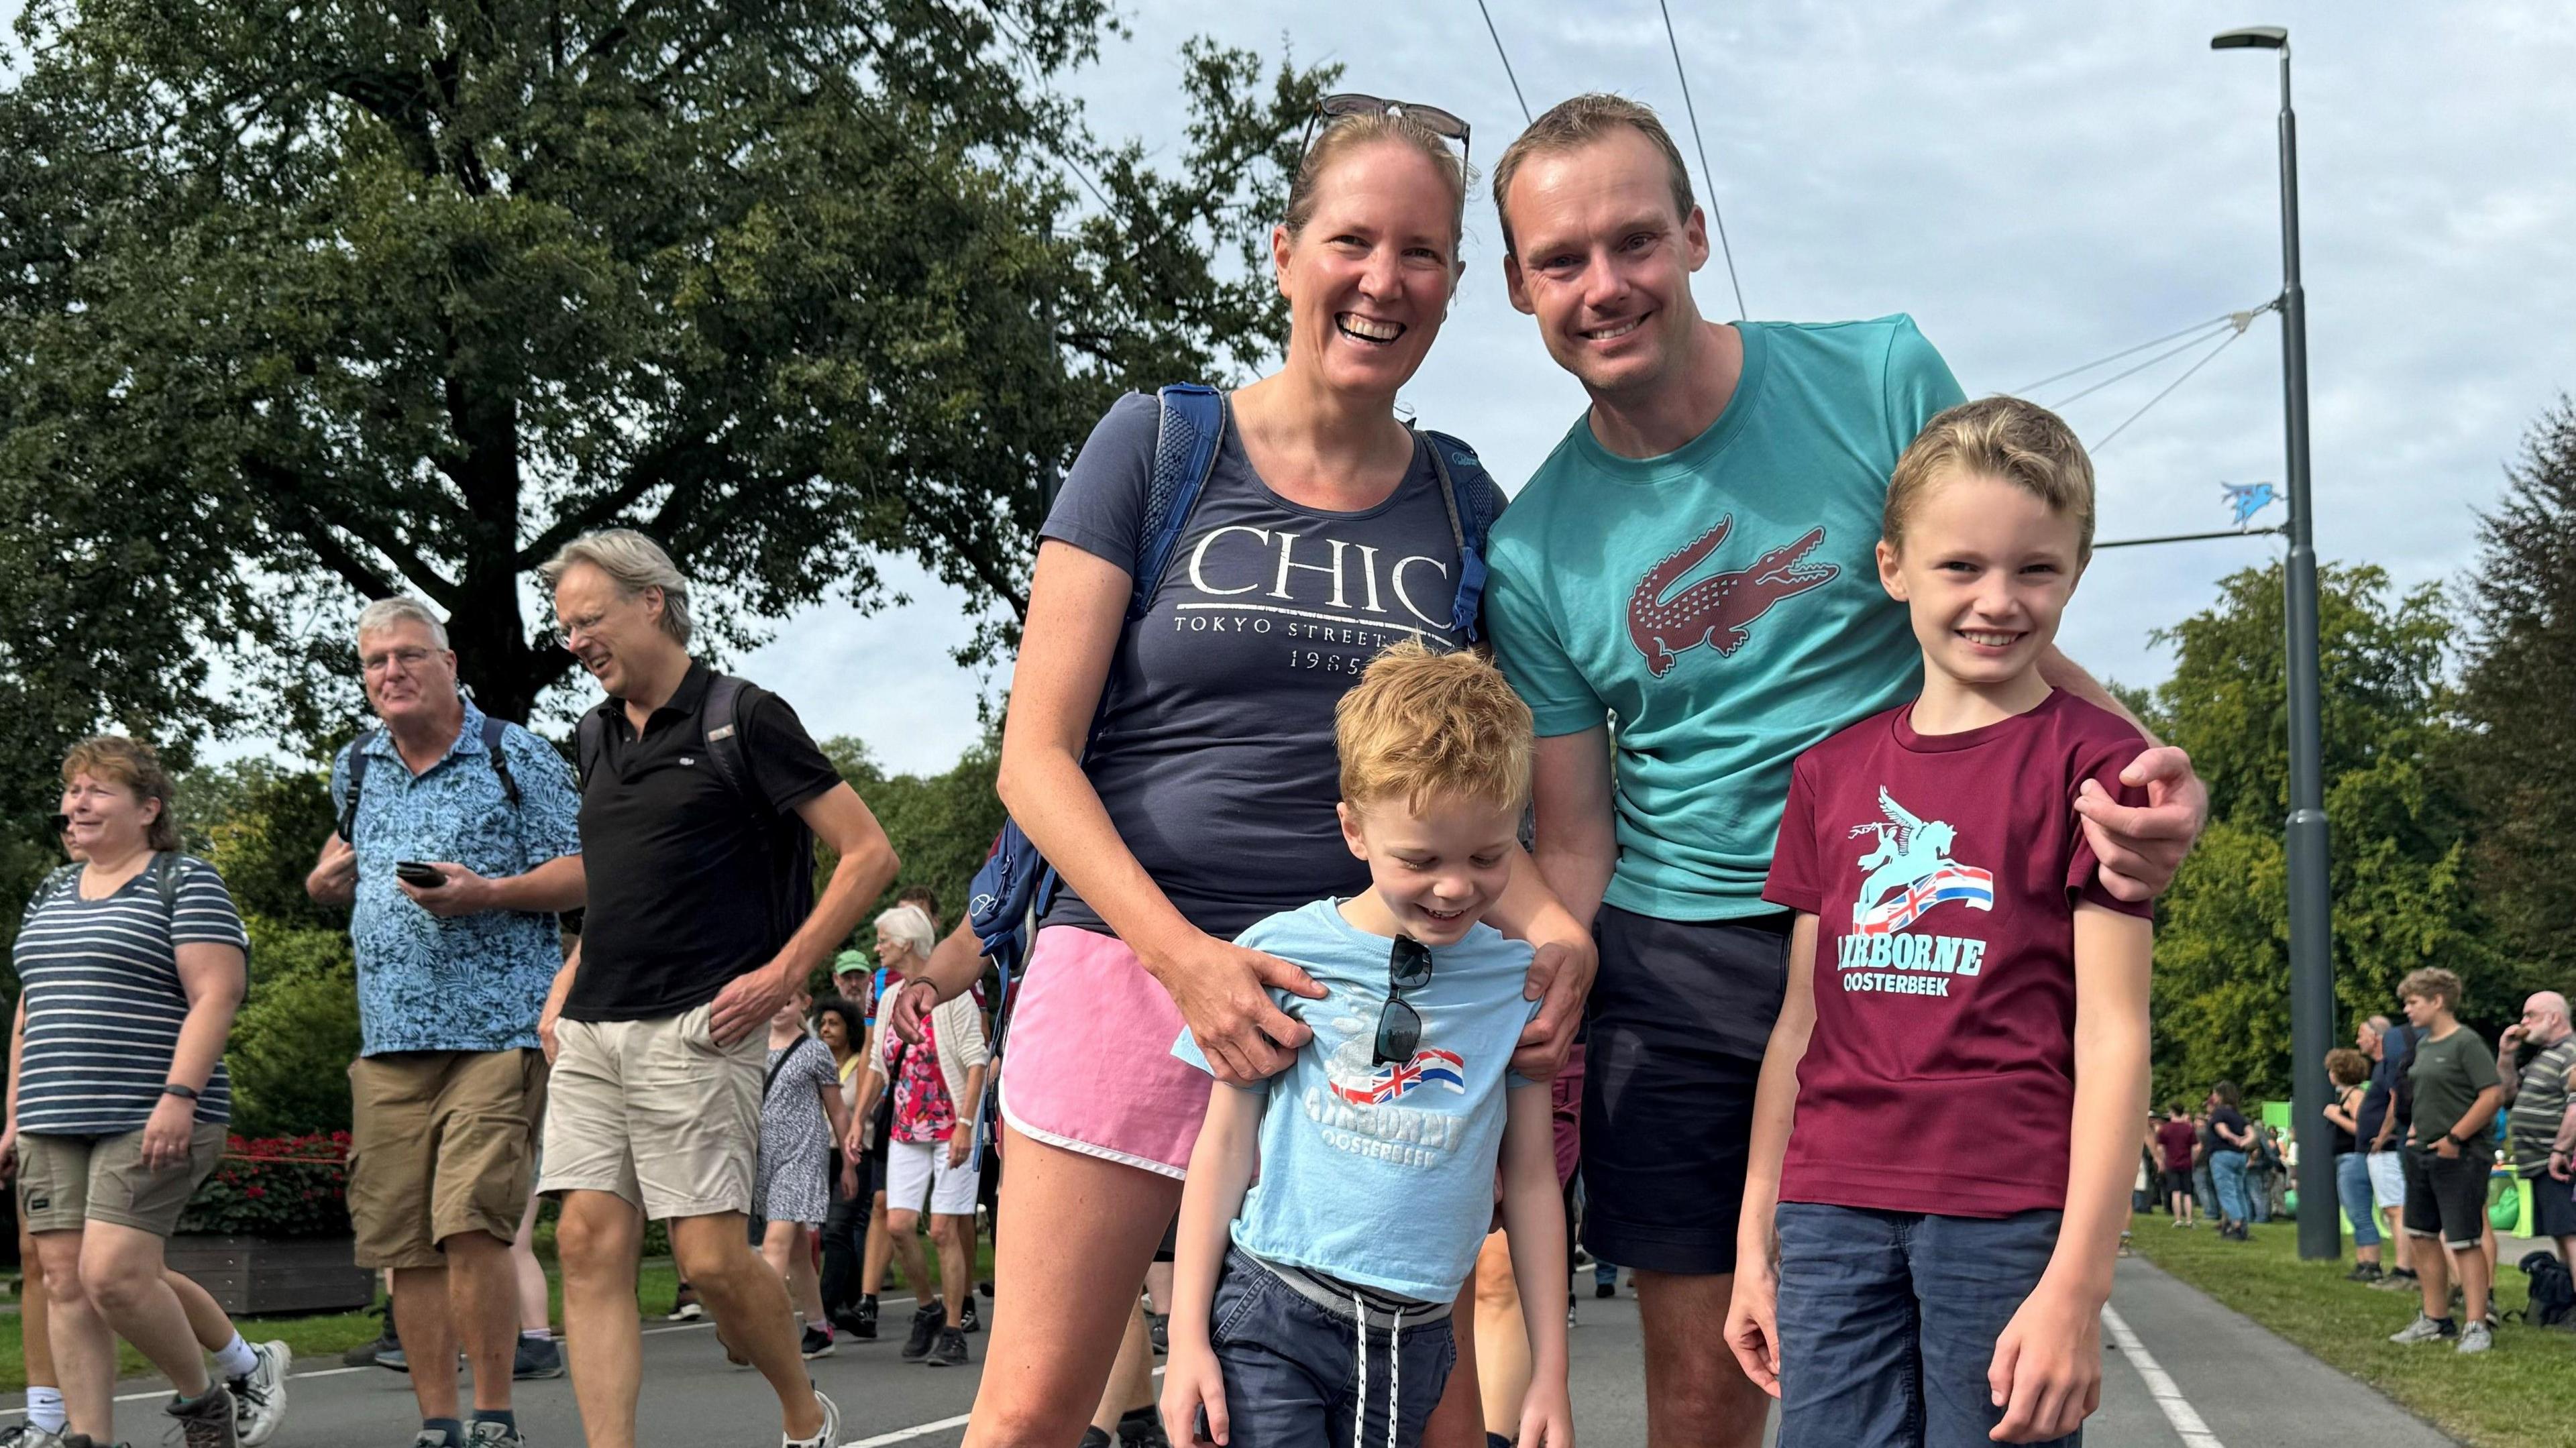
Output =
[{"x1": 2211, "y1": 25, "x2": 2289, "y2": 51}]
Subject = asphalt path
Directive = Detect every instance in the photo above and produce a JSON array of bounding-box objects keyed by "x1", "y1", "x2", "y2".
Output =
[{"x1": 4, "y1": 1260, "x2": 2460, "y2": 1447}]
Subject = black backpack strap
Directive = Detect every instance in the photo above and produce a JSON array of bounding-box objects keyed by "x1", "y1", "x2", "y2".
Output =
[
  {"x1": 700, "y1": 675, "x2": 776, "y2": 817},
  {"x1": 575, "y1": 709, "x2": 610, "y2": 793},
  {"x1": 150, "y1": 851, "x2": 181, "y2": 916},
  {"x1": 1419, "y1": 429, "x2": 1500, "y2": 644},
  {"x1": 336, "y1": 731, "x2": 378, "y2": 842},
  {"x1": 479, "y1": 714, "x2": 523, "y2": 810}
]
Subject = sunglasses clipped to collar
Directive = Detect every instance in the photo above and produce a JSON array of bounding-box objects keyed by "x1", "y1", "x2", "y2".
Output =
[
  {"x1": 1371, "y1": 934, "x2": 1436, "y2": 1066},
  {"x1": 1302, "y1": 92, "x2": 1472, "y2": 164}
]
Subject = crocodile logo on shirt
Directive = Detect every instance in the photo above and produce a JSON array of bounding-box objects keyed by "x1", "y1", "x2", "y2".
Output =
[{"x1": 1625, "y1": 516, "x2": 1838, "y2": 677}]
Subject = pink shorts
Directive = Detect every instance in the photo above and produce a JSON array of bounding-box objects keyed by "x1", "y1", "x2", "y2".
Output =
[{"x1": 999, "y1": 926, "x2": 1210, "y2": 1178}]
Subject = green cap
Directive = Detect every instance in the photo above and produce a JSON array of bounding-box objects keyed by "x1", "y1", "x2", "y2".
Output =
[{"x1": 833, "y1": 949, "x2": 869, "y2": 977}]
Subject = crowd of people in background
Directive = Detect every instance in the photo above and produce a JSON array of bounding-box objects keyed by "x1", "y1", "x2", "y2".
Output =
[{"x1": 15, "y1": 80, "x2": 2570, "y2": 1448}]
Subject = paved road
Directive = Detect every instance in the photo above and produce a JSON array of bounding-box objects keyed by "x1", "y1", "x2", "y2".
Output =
[{"x1": 4, "y1": 1259, "x2": 2458, "y2": 1447}]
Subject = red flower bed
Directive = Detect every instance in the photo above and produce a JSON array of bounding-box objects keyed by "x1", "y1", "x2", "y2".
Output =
[{"x1": 176, "y1": 1131, "x2": 354, "y2": 1239}]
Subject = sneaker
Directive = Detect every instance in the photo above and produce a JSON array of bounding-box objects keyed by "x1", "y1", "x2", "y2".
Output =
[
  {"x1": 1146, "y1": 1310, "x2": 1167, "y2": 1354},
  {"x1": 784, "y1": 1387, "x2": 841, "y2": 1448},
  {"x1": 979, "y1": 1279, "x2": 994, "y2": 1297},
  {"x1": 468, "y1": 1423, "x2": 525, "y2": 1447},
  {"x1": 2456, "y1": 1319, "x2": 2494, "y2": 1355},
  {"x1": 1595, "y1": 1280, "x2": 1616, "y2": 1299},
  {"x1": 2370, "y1": 1268, "x2": 2421, "y2": 1292},
  {"x1": 2345, "y1": 1261, "x2": 2384, "y2": 1283},
  {"x1": 959, "y1": 1297, "x2": 981, "y2": 1333},
  {"x1": 229, "y1": 1339, "x2": 290, "y2": 1445},
  {"x1": 513, "y1": 1334, "x2": 566, "y2": 1380},
  {"x1": 848, "y1": 1295, "x2": 879, "y2": 1341},
  {"x1": 410, "y1": 1433, "x2": 459, "y2": 1448},
  {"x1": 1566, "y1": 1300, "x2": 1578, "y2": 1328},
  {"x1": 801, "y1": 1324, "x2": 837, "y2": 1359},
  {"x1": 927, "y1": 1325, "x2": 969, "y2": 1367},
  {"x1": 1117, "y1": 1406, "x2": 1171, "y2": 1448},
  {"x1": 666, "y1": 1280, "x2": 703, "y2": 1323},
  {"x1": 165, "y1": 1384, "x2": 239, "y2": 1448},
  {"x1": 901, "y1": 1301, "x2": 947, "y2": 1361},
  {"x1": 1571, "y1": 1246, "x2": 1596, "y2": 1269},
  {"x1": 375, "y1": 1339, "x2": 411, "y2": 1373},
  {"x1": 2389, "y1": 1313, "x2": 2458, "y2": 1345},
  {"x1": 0, "y1": 1425, "x2": 69, "y2": 1447},
  {"x1": 1079, "y1": 1431, "x2": 1116, "y2": 1448}
]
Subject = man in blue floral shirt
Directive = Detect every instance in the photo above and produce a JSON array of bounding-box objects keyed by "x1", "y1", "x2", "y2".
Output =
[{"x1": 306, "y1": 597, "x2": 584, "y2": 1448}]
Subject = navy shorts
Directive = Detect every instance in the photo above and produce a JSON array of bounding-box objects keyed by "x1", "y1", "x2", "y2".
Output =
[
  {"x1": 1209, "y1": 1249, "x2": 1455, "y2": 1448},
  {"x1": 1578, "y1": 905, "x2": 1789, "y2": 1276}
]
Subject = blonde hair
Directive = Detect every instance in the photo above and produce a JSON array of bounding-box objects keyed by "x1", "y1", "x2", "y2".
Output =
[
  {"x1": 1492, "y1": 94, "x2": 1695, "y2": 257},
  {"x1": 1335, "y1": 642, "x2": 1532, "y2": 814},
  {"x1": 539, "y1": 528, "x2": 694, "y2": 645},
  {"x1": 61, "y1": 735, "x2": 181, "y2": 853},
  {"x1": 2398, "y1": 967, "x2": 2463, "y2": 1013},
  {"x1": 1285, "y1": 113, "x2": 1474, "y2": 256},
  {"x1": 1885, "y1": 396, "x2": 2098, "y2": 562}
]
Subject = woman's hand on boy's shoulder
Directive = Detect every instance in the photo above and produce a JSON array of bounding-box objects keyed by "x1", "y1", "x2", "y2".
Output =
[{"x1": 2074, "y1": 745, "x2": 2208, "y2": 902}]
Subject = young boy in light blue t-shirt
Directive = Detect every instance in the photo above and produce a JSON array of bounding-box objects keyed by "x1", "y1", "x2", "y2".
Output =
[{"x1": 1162, "y1": 643, "x2": 1573, "y2": 1448}]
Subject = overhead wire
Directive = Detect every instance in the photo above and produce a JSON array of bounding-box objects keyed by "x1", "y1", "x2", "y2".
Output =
[
  {"x1": 1474, "y1": 0, "x2": 1532, "y2": 125},
  {"x1": 1654, "y1": 0, "x2": 1747, "y2": 320},
  {"x1": 2088, "y1": 323, "x2": 2255, "y2": 453},
  {"x1": 2013, "y1": 305, "x2": 2267, "y2": 396},
  {"x1": 2041, "y1": 325, "x2": 2239, "y2": 412}
]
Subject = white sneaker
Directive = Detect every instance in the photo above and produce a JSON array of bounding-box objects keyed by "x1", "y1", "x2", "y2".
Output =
[
  {"x1": 231, "y1": 1339, "x2": 291, "y2": 1446},
  {"x1": 2387, "y1": 1313, "x2": 2457, "y2": 1345},
  {"x1": 2456, "y1": 1319, "x2": 2494, "y2": 1355},
  {"x1": 0, "y1": 1423, "x2": 70, "y2": 1447},
  {"x1": 785, "y1": 1386, "x2": 842, "y2": 1448}
]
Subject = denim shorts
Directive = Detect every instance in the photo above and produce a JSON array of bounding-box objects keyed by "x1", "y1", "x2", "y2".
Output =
[
  {"x1": 1774, "y1": 1202, "x2": 2076, "y2": 1448},
  {"x1": 1210, "y1": 1248, "x2": 1456, "y2": 1448}
]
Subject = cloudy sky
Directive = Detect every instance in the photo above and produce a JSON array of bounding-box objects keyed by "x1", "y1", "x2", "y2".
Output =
[
  {"x1": 755, "y1": 0, "x2": 2576, "y2": 773},
  {"x1": 12, "y1": 3, "x2": 2574, "y2": 773}
]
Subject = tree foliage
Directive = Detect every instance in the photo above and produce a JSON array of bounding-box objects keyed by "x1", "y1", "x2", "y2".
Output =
[
  {"x1": 0, "y1": 0, "x2": 1329, "y2": 763},
  {"x1": 2451, "y1": 398, "x2": 2576, "y2": 1001},
  {"x1": 820, "y1": 728, "x2": 1004, "y2": 940},
  {"x1": 2143, "y1": 562, "x2": 2493, "y2": 1103}
]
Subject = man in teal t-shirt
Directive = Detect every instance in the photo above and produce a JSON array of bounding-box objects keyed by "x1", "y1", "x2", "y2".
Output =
[{"x1": 1485, "y1": 95, "x2": 2208, "y2": 1447}]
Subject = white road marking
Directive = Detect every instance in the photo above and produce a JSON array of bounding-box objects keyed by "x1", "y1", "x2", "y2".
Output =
[
  {"x1": 839, "y1": 1366, "x2": 1162, "y2": 1448},
  {"x1": 2101, "y1": 1303, "x2": 2224, "y2": 1448}
]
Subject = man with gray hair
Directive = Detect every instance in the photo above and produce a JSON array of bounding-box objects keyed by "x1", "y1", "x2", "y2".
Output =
[
  {"x1": 2355, "y1": 1013, "x2": 2417, "y2": 1290},
  {"x1": 535, "y1": 528, "x2": 898, "y2": 1448},
  {"x1": 306, "y1": 595, "x2": 587, "y2": 1448},
  {"x1": 2499, "y1": 990, "x2": 2576, "y2": 1265}
]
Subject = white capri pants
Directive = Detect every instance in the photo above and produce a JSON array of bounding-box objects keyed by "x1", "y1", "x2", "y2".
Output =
[
  {"x1": 2366, "y1": 1150, "x2": 2406, "y2": 1211},
  {"x1": 887, "y1": 1137, "x2": 981, "y2": 1217}
]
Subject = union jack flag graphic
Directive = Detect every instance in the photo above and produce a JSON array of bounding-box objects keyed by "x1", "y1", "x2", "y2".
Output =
[
  {"x1": 1853, "y1": 863, "x2": 1996, "y2": 937},
  {"x1": 1330, "y1": 1048, "x2": 1467, "y2": 1105}
]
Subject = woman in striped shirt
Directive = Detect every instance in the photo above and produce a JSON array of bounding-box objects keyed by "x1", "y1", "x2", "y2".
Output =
[{"x1": 6, "y1": 736, "x2": 250, "y2": 1447}]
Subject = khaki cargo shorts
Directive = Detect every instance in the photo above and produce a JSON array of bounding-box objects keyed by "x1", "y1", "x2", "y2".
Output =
[
  {"x1": 348, "y1": 1048, "x2": 547, "y2": 1269},
  {"x1": 17, "y1": 1122, "x2": 229, "y2": 1237},
  {"x1": 537, "y1": 1002, "x2": 761, "y2": 1221}
]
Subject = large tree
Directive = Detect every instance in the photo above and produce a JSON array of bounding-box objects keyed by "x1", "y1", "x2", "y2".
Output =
[
  {"x1": 2452, "y1": 398, "x2": 2576, "y2": 1000},
  {"x1": 0, "y1": 0, "x2": 1325, "y2": 757},
  {"x1": 2141, "y1": 561, "x2": 2493, "y2": 1102}
]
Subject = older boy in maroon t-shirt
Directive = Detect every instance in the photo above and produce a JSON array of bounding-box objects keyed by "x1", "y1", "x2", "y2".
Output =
[{"x1": 1723, "y1": 398, "x2": 2155, "y2": 1448}]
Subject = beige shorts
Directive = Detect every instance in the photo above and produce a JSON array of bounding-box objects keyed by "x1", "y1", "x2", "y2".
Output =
[
  {"x1": 17, "y1": 1123, "x2": 229, "y2": 1237},
  {"x1": 538, "y1": 1002, "x2": 761, "y2": 1221},
  {"x1": 350, "y1": 1049, "x2": 547, "y2": 1268}
]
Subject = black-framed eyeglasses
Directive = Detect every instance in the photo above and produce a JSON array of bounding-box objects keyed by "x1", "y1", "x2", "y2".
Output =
[
  {"x1": 1302, "y1": 93, "x2": 1472, "y2": 164},
  {"x1": 1372, "y1": 934, "x2": 1436, "y2": 1066}
]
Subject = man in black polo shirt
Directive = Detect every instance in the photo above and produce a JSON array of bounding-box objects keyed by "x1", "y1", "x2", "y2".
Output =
[{"x1": 535, "y1": 529, "x2": 898, "y2": 1448}]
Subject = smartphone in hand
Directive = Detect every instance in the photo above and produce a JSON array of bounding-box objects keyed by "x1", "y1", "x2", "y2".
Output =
[{"x1": 394, "y1": 860, "x2": 446, "y2": 889}]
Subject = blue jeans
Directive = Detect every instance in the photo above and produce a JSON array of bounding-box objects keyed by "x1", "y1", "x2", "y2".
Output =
[
  {"x1": 2192, "y1": 1163, "x2": 2216, "y2": 1218},
  {"x1": 1774, "y1": 1203, "x2": 2078, "y2": 1448},
  {"x1": 2333, "y1": 1152, "x2": 2381, "y2": 1247},
  {"x1": 2209, "y1": 1149, "x2": 2251, "y2": 1224},
  {"x1": 2247, "y1": 1165, "x2": 2273, "y2": 1223},
  {"x1": 1209, "y1": 1249, "x2": 1456, "y2": 1448}
]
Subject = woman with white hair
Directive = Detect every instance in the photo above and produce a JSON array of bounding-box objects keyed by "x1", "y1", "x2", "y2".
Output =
[{"x1": 853, "y1": 903, "x2": 986, "y2": 1368}]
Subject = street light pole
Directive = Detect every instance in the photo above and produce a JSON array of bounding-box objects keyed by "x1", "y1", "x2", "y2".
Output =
[{"x1": 2214, "y1": 24, "x2": 2337, "y2": 1261}]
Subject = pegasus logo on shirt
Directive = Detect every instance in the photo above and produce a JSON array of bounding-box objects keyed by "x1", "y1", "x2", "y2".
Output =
[
  {"x1": 1848, "y1": 787, "x2": 1995, "y2": 937},
  {"x1": 1625, "y1": 517, "x2": 1838, "y2": 677}
]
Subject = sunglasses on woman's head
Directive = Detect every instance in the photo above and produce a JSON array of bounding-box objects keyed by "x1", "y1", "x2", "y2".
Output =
[
  {"x1": 1372, "y1": 934, "x2": 1436, "y2": 1066},
  {"x1": 1303, "y1": 93, "x2": 1472, "y2": 164}
]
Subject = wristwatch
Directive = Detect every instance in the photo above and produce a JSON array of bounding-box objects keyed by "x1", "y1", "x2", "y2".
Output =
[
  {"x1": 2443, "y1": 1132, "x2": 2469, "y2": 1152},
  {"x1": 161, "y1": 1082, "x2": 200, "y2": 1101}
]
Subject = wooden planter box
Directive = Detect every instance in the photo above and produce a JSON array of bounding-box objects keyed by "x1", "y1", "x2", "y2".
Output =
[{"x1": 164, "y1": 1234, "x2": 372, "y2": 1317}]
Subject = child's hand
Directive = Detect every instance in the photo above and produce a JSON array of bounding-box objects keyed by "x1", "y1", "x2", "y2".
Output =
[
  {"x1": 1986, "y1": 1282, "x2": 2102, "y2": 1443},
  {"x1": 1159, "y1": 1341, "x2": 1230, "y2": 1446},
  {"x1": 1513, "y1": 1380, "x2": 1574, "y2": 1448},
  {"x1": 1722, "y1": 1261, "x2": 1783, "y2": 1397}
]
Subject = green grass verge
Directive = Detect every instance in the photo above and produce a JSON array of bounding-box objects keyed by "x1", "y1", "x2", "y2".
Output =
[{"x1": 2129, "y1": 1221, "x2": 2576, "y2": 1448}]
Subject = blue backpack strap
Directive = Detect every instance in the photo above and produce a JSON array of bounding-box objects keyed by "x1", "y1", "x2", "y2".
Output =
[
  {"x1": 1131, "y1": 384, "x2": 1227, "y2": 620},
  {"x1": 150, "y1": 851, "x2": 180, "y2": 916},
  {"x1": 1420, "y1": 429, "x2": 1501, "y2": 643}
]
